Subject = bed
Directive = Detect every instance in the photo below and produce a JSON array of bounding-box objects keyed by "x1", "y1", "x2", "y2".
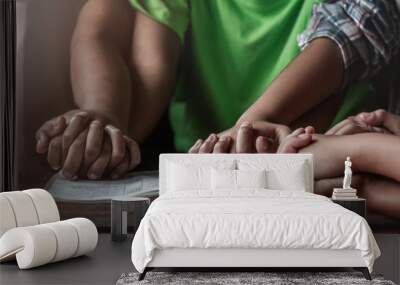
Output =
[{"x1": 131, "y1": 154, "x2": 380, "y2": 280}]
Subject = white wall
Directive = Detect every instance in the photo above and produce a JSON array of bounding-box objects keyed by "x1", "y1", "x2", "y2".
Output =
[{"x1": 16, "y1": 0, "x2": 86, "y2": 188}]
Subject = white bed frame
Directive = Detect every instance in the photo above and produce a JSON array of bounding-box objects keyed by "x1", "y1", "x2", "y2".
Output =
[{"x1": 139, "y1": 154, "x2": 371, "y2": 280}]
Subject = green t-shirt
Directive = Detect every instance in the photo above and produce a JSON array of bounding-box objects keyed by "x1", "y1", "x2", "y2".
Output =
[{"x1": 129, "y1": 0, "x2": 376, "y2": 152}]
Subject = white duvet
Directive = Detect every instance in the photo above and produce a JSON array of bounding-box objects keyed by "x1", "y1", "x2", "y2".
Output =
[{"x1": 131, "y1": 190, "x2": 380, "y2": 273}]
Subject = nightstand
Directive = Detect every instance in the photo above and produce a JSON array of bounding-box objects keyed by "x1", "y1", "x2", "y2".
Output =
[
  {"x1": 111, "y1": 197, "x2": 150, "y2": 242},
  {"x1": 331, "y1": 198, "x2": 366, "y2": 218}
]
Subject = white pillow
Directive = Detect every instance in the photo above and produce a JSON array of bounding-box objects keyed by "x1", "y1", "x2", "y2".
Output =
[
  {"x1": 236, "y1": 169, "x2": 267, "y2": 189},
  {"x1": 238, "y1": 159, "x2": 308, "y2": 191},
  {"x1": 211, "y1": 168, "x2": 236, "y2": 190},
  {"x1": 211, "y1": 168, "x2": 267, "y2": 191},
  {"x1": 167, "y1": 160, "x2": 235, "y2": 192}
]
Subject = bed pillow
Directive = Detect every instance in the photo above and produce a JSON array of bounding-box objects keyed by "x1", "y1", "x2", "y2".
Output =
[
  {"x1": 236, "y1": 169, "x2": 267, "y2": 189},
  {"x1": 211, "y1": 168, "x2": 267, "y2": 191},
  {"x1": 166, "y1": 160, "x2": 235, "y2": 192},
  {"x1": 211, "y1": 168, "x2": 236, "y2": 190},
  {"x1": 237, "y1": 159, "x2": 308, "y2": 191}
]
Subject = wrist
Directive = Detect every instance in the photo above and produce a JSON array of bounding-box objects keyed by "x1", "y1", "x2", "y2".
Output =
[
  {"x1": 74, "y1": 108, "x2": 128, "y2": 132},
  {"x1": 236, "y1": 112, "x2": 274, "y2": 128}
]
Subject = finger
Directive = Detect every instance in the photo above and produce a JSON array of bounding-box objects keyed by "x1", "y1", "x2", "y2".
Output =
[
  {"x1": 305, "y1": 126, "x2": 315, "y2": 134},
  {"x1": 334, "y1": 123, "x2": 366, "y2": 136},
  {"x1": 188, "y1": 139, "x2": 203, "y2": 153},
  {"x1": 237, "y1": 121, "x2": 288, "y2": 153},
  {"x1": 371, "y1": 126, "x2": 391, "y2": 134},
  {"x1": 62, "y1": 129, "x2": 88, "y2": 180},
  {"x1": 255, "y1": 136, "x2": 269, "y2": 153},
  {"x1": 356, "y1": 109, "x2": 389, "y2": 127},
  {"x1": 374, "y1": 109, "x2": 400, "y2": 135},
  {"x1": 105, "y1": 125, "x2": 126, "y2": 169},
  {"x1": 289, "y1": 128, "x2": 305, "y2": 138},
  {"x1": 213, "y1": 136, "x2": 232, "y2": 153},
  {"x1": 62, "y1": 112, "x2": 90, "y2": 160},
  {"x1": 36, "y1": 116, "x2": 67, "y2": 154},
  {"x1": 47, "y1": 136, "x2": 63, "y2": 170},
  {"x1": 268, "y1": 127, "x2": 304, "y2": 153},
  {"x1": 278, "y1": 133, "x2": 313, "y2": 153},
  {"x1": 199, "y1": 133, "x2": 218, "y2": 153},
  {"x1": 236, "y1": 122, "x2": 255, "y2": 153},
  {"x1": 275, "y1": 125, "x2": 292, "y2": 143},
  {"x1": 83, "y1": 120, "x2": 104, "y2": 168},
  {"x1": 124, "y1": 136, "x2": 141, "y2": 170},
  {"x1": 87, "y1": 138, "x2": 112, "y2": 180},
  {"x1": 325, "y1": 117, "x2": 355, "y2": 135},
  {"x1": 253, "y1": 121, "x2": 291, "y2": 151},
  {"x1": 356, "y1": 111, "x2": 375, "y2": 123},
  {"x1": 356, "y1": 110, "x2": 400, "y2": 134},
  {"x1": 252, "y1": 121, "x2": 291, "y2": 140},
  {"x1": 109, "y1": 155, "x2": 130, "y2": 180},
  {"x1": 36, "y1": 116, "x2": 66, "y2": 141}
]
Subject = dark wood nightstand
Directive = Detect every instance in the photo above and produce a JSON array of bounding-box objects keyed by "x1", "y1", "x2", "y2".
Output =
[{"x1": 331, "y1": 198, "x2": 366, "y2": 218}]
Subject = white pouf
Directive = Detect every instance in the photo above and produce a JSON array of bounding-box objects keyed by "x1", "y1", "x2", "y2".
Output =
[{"x1": 0, "y1": 218, "x2": 98, "y2": 269}]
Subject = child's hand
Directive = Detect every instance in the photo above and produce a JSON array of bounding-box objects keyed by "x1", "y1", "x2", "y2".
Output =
[
  {"x1": 325, "y1": 110, "x2": 392, "y2": 136},
  {"x1": 355, "y1": 109, "x2": 400, "y2": 135},
  {"x1": 277, "y1": 127, "x2": 315, "y2": 153}
]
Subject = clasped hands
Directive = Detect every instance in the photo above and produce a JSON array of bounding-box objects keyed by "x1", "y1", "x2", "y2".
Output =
[
  {"x1": 189, "y1": 109, "x2": 400, "y2": 154},
  {"x1": 36, "y1": 109, "x2": 140, "y2": 180},
  {"x1": 36, "y1": 109, "x2": 399, "y2": 180}
]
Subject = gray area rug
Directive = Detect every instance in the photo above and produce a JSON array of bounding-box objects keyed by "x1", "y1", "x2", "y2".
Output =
[{"x1": 117, "y1": 272, "x2": 395, "y2": 285}]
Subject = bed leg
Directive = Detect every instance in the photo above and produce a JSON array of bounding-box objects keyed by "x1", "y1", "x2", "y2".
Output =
[
  {"x1": 138, "y1": 268, "x2": 148, "y2": 281},
  {"x1": 362, "y1": 268, "x2": 372, "y2": 280},
  {"x1": 354, "y1": 267, "x2": 371, "y2": 280}
]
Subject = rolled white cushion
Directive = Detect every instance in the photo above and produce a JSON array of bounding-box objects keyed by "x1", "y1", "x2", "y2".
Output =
[
  {"x1": 1, "y1": 191, "x2": 39, "y2": 227},
  {"x1": 0, "y1": 196, "x2": 17, "y2": 237},
  {"x1": 0, "y1": 226, "x2": 57, "y2": 269},
  {"x1": 0, "y1": 189, "x2": 60, "y2": 238},
  {"x1": 42, "y1": 221, "x2": 79, "y2": 262},
  {"x1": 23, "y1": 189, "x2": 59, "y2": 224},
  {"x1": 0, "y1": 218, "x2": 98, "y2": 269},
  {"x1": 65, "y1": 218, "x2": 98, "y2": 257}
]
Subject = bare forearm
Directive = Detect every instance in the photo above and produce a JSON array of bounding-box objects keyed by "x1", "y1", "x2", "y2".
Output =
[
  {"x1": 362, "y1": 175, "x2": 400, "y2": 218},
  {"x1": 70, "y1": 0, "x2": 136, "y2": 131},
  {"x1": 300, "y1": 133, "x2": 400, "y2": 182},
  {"x1": 128, "y1": 65, "x2": 176, "y2": 142},
  {"x1": 127, "y1": 12, "x2": 180, "y2": 142},
  {"x1": 71, "y1": 37, "x2": 132, "y2": 131},
  {"x1": 238, "y1": 38, "x2": 343, "y2": 126},
  {"x1": 315, "y1": 175, "x2": 400, "y2": 219}
]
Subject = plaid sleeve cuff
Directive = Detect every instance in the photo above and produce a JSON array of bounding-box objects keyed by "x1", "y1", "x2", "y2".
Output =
[{"x1": 298, "y1": 0, "x2": 400, "y2": 87}]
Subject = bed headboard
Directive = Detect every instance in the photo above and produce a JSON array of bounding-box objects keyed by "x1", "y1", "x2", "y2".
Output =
[{"x1": 159, "y1": 153, "x2": 314, "y2": 195}]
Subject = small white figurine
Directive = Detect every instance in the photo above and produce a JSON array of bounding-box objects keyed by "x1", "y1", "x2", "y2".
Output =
[
  {"x1": 343, "y1": 157, "x2": 352, "y2": 189},
  {"x1": 332, "y1": 157, "x2": 357, "y2": 199}
]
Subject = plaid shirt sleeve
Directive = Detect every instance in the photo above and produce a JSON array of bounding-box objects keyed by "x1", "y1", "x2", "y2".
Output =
[{"x1": 298, "y1": 0, "x2": 400, "y2": 88}]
